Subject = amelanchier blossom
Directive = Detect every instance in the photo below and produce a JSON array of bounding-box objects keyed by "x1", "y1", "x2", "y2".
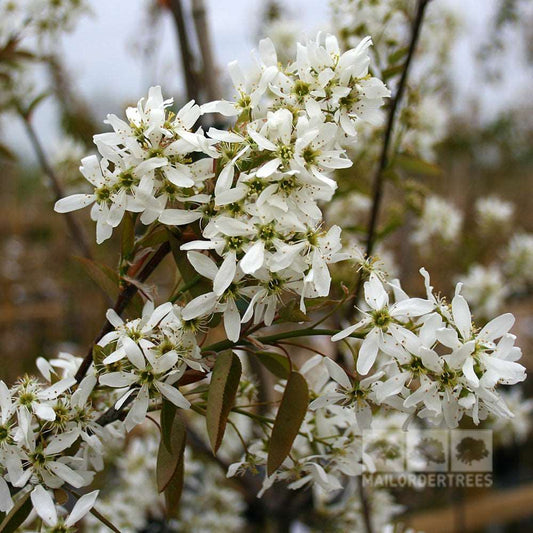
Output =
[{"x1": 2, "y1": 29, "x2": 526, "y2": 530}]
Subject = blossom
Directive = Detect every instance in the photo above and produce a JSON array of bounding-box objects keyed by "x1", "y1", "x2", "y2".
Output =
[
  {"x1": 31, "y1": 485, "x2": 99, "y2": 531},
  {"x1": 332, "y1": 273, "x2": 434, "y2": 374},
  {"x1": 411, "y1": 195, "x2": 463, "y2": 248}
]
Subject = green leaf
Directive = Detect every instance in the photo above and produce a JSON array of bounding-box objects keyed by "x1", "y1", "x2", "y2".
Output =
[
  {"x1": 157, "y1": 409, "x2": 186, "y2": 493},
  {"x1": 75, "y1": 257, "x2": 120, "y2": 300},
  {"x1": 136, "y1": 225, "x2": 169, "y2": 249},
  {"x1": 254, "y1": 351, "x2": 291, "y2": 380},
  {"x1": 206, "y1": 351, "x2": 242, "y2": 453},
  {"x1": 160, "y1": 399, "x2": 177, "y2": 451},
  {"x1": 0, "y1": 490, "x2": 32, "y2": 533},
  {"x1": 92, "y1": 344, "x2": 115, "y2": 369},
  {"x1": 382, "y1": 63, "x2": 404, "y2": 80},
  {"x1": 121, "y1": 212, "x2": 136, "y2": 261},
  {"x1": 164, "y1": 455, "x2": 184, "y2": 519},
  {"x1": 168, "y1": 230, "x2": 211, "y2": 299},
  {"x1": 388, "y1": 46, "x2": 409, "y2": 65},
  {"x1": 392, "y1": 154, "x2": 442, "y2": 177},
  {"x1": 267, "y1": 371, "x2": 309, "y2": 475},
  {"x1": 278, "y1": 300, "x2": 311, "y2": 323}
]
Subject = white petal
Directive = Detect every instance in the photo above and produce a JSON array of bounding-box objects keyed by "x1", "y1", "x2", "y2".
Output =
[
  {"x1": 392, "y1": 298, "x2": 434, "y2": 318},
  {"x1": 45, "y1": 430, "x2": 80, "y2": 455},
  {"x1": 187, "y1": 251, "x2": 218, "y2": 280},
  {"x1": 324, "y1": 358, "x2": 351, "y2": 389},
  {"x1": 99, "y1": 372, "x2": 138, "y2": 388},
  {"x1": 54, "y1": 194, "x2": 95, "y2": 213},
  {"x1": 213, "y1": 252, "x2": 237, "y2": 296},
  {"x1": 0, "y1": 477, "x2": 13, "y2": 513},
  {"x1": 154, "y1": 381, "x2": 191, "y2": 409},
  {"x1": 452, "y1": 294, "x2": 472, "y2": 339},
  {"x1": 364, "y1": 274, "x2": 389, "y2": 310},
  {"x1": 256, "y1": 157, "x2": 282, "y2": 177},
  {"x1": 357, "y1": 329, "x2": 380, "y2": 375},
  {"x1": 240, "y1": 241, "x2": 265, "y2": 274},
  {"x1": 124, "y1": 386, "x2": 150, "y2": 432},
  {"x1": 65, "y1": 490, "x2": 100, "y2": 527},
  {"x1": 122, "y1": 337, "x2": 146, "y2": 369},
  {"x1": 159, "y1": 209, "x2": 202, "y2": 226},
  {"x1": 31, "y1": 486, "x2": 57, "y2": 526},
  {"x1": 478, "y1": 313, "x2": 515, "y2": 343},
  {"x1": 105, "y1": 308, "x2": 124, "y2": 328},
  {"x1": 35, "y1": 403, "x2": 56, "y2": 421},
  {"x1": 49, "y1": 461, "x2": 85, "y2": 488},
  {"x1": 223, "y1": 300, "x2": 241, "y2": 342},
  {"x1": 182, "y1": 292, "x2": 217, "y2": 320}
]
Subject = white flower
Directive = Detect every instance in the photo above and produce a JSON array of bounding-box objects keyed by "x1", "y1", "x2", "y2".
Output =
[
  {"x1": 412, "y1": 195, "x2": 463, "y2": 248},
  {"x1": 475, "y1": 195, "x2": 514, "y2": 229},
  {"x1": 332, "y1": 273, "x2": 434, "y2": 374},
  {"x1": 31, "y1": 485, "x2": 99, "y2": 531}
]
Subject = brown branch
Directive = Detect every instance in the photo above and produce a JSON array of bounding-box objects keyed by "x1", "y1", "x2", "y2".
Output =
[
  {"x1": 364, "y1": 0, "x2": 430, "y2": 258},
  {"x1": 74, "y1": 240, "x2": 171, "y2": 382},
  {"x1": 358, "y1": 474, "x2": 374, "y2": 533},
  {"x1": 168, "y1": 0, "x2": 201, "y2": 102},
  {"x1": 20, "y1": 112, "x2": 93, "y2": 260},
  {"x1": 191, "y1": 0, "x2": 220, "y2": 102},
  {"x1": 352, "y1": 0, "x2": 431, "y2": 306}
]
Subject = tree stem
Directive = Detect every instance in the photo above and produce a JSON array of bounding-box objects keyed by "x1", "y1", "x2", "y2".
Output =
[
  {"x1": 20, "y1": 112, "x2": 93, "y2": 260},
  {"x1": 364, "y1": 0, "x2": 430, "y2": 260},
  {"x1": 74, "y1": 241, "x2": 171, "y2": 382}
]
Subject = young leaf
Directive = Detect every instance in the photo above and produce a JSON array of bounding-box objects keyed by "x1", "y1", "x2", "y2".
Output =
[
  {"x1": 267, "y1": 371, "x2": 309, "y2": 476},
  {"x1": 388, "y1": 46, "x2": 409, "y2": 65},
  {"x1": 0, "y1": 490, "x2": 32, "y2": 533},
  {"x1": 164, "y1": 456, "x2": 184, "y2": 519},
  {"x1": 278, "y1": 300, "x2": 311, "y2": 323},
  {"x1": 393, "y1": 153, "x2": 442, "y2": 176},
  {"x1": 168, "y1": 230, "x2": 211, "y2": 299},
  {"x1": 206, "y1": 351, "x2": 242, "y2": 453},
  {"x1": 254, "y1": 351, "x2": 291, "y2": 380},
  {"x1": 157, "y1": 410, "x2": 186, "y2": 493},
  {"x1": 136, "y1": 225, "x2": 169, "y2": 249},
  {"x1": 75, "y1": 257, "x2": 120, "y2": 300},
  {"x1": 121, "y1": 212, "x2": 136, "y2": 261},
  {"x1": 160, "y1": 399, "x2": 177, "y2": 451}
]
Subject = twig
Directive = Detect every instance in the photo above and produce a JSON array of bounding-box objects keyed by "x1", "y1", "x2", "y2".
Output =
[
  {"x1": 356, "y1": 0, "x2": 431, "y2": 304},
  {"x1": 191, "y1": 0, "x2": 220, "y2": 102},
  {"x1": 19, "y1": 111, "x2": 93, "y2": 260},
  {"x1": 168, "y1": 0, "x2": 201, "y2": 102},
  {"x1": 74, "y1": 241, "x2": 171, "y2": 382},
  {"x1": 358, "y1": 475, "x2": 374, "y2": 533}
]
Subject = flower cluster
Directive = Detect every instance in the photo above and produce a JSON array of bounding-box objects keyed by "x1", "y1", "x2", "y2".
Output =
[
  {"x1": 0, "y1": 353, "x2": 100, "y2": 514},
  {"x1": 411, "y1": 195, "x2": 463, "y2": 248},
  {"x1": 330, "y1": 271, "x2": 526, "y2": 428},
  {"x1": 95, "y1": 301, "x2": 204, "y2": 431},
  {"x1": 0, "y1": 301, "x2": 201, "y2": 519},
  {"x1": 55, "y1": 87, "x2": 218, "y2": 243},
  {"x1": 228, "y1": 267, "x2": 526, "y2": 497},
  {"x1": 55, "y1": 33, "x2": 390, "y2": 341}
]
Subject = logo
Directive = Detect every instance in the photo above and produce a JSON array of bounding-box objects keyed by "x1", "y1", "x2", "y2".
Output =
[{"x1": 362, "y1": 429, "x2": 493, "y2": 488}]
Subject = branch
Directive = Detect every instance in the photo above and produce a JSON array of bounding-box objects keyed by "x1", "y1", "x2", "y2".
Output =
[
  {"x1": 168, "y1": 0, "x2": 201, "y2": 102},
  {"x1": 74, "y1": 240, "x2": 171, "y2": 382},
  {"x1": 364, "y1": 0, "x2": 431, "y2": 259},
  {"x1": 347, "y1": 0, "x2": 430, "y2": 313},
  {"x1": 19, "y1": 111, "x2": 93, "y2": 260},
  {"x1": 191, "y1": 0, "x2": 220, "y2": 102}
]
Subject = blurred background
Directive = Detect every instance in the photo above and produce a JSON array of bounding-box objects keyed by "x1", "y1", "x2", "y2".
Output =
[{"x1": 1, "y1": 0, "x2": 533, "y2": 531}]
